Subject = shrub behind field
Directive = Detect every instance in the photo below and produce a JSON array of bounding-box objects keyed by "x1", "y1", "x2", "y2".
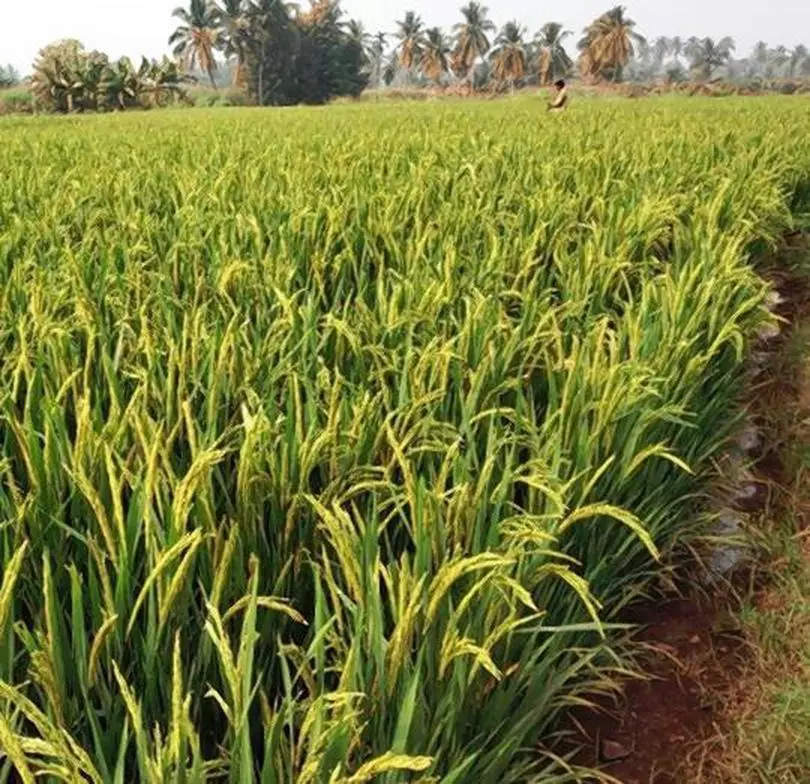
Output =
[{"x1": 0, "y1": 87, "x2": 33, "y2": 114}]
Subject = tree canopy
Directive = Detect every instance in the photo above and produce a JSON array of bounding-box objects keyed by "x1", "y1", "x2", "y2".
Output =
[{"x1": 167, "y1": 0, "x2": 369, "y2": 105}]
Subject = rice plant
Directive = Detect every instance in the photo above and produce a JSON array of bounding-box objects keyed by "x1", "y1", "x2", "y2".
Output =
[{"x1": 1, "y1": 97, "x2": 810, "y2": 782}]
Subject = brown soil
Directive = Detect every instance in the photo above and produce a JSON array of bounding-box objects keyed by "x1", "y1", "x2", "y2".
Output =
[
  {"x1": 568, "y1": 593, "x2": 747, "y2": 783},
  {"x1": 565, "y1": 233, "x2": 810, "y2": 783}
]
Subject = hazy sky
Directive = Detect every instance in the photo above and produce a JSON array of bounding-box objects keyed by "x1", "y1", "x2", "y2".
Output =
[{"x1": 5, "y1": 0, "x2": 810, "y2": 74}]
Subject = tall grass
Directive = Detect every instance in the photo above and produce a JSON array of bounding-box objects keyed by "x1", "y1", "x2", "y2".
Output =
[{"x1": 1, "y1": 98, "x2": 810, "y2": 781}]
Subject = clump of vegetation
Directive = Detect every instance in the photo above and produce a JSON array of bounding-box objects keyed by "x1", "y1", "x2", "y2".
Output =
[
  {"x1": 168, "y1": 0, "x2": 368, "y2": 105},
  {"x1": 0, "y1": 64, "x2": 20, "y2": 88},
  {"x1": 0, "y1": 88, "x2": 33, "y2": 115},
  {"x1": 29, "y1": 39, "x2": 190, "y2": 112},
  {"x1": 1, "y1": 98, "x2": 810, "y2": 781},
  {"x1": 188, "y1": 85, "x2": 251, "y2": 107}
]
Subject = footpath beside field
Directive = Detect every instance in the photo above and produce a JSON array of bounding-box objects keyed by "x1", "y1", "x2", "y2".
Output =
[{"x1": 1, "y1": 98, "x2": 810, "y2": 783}]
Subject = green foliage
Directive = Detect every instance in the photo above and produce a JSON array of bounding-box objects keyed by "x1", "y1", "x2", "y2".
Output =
[
  {"x1": 241, "y1": 0, "x2": 370, "y2": 105},
  {"x1": 169, "y1": 0, "x2": 221, "y2": 89},
  {"x1": 190, "y1": 86, "x2": 251, "y2": 107},
  {"x1": 30, "y1": 40, "x2": 189, "y2": 113},
  {"x1": 0, "y1": 98, "x2": 810, "y2": 781},
  {"x1": 0, "y1": 88, "x2": 33, "y2": 115},
  {"x1": 31, "y1": 39, "x2": 109, "y2": 112},
  {"x1": 685, "y1": 36, "x2": 736, "y2": 80},
  {"x1": 0, "y1": 65, "x2": 19, "y2": 88}
]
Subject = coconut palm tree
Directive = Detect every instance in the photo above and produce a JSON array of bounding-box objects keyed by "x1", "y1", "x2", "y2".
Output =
[
  {"x1": 346, "y1": 19, "x2": 371, "y2": 52},
  {"x1": 579, "y1": 5, "x2": 645, "y2": 82},
  {"x1": 768, "y1": 45, "x2": 790, "y2": 78},
  {"x1": 490, "y1": 21, "x2": 527, "y2": 90},
  {"x1": 169, "y1": 0, "x2": 220, "y2": 88},
  {"x1": 789, "y1": 44, "x2": 809, "y2": 78},
  {"x1": 217, "y1": 0, "x2": 249, "y2": 86},
  {"x1": 345, "y1": 18, "x2": 373, "y2": 78},
  {"x1": 652, "y1": 36, "x2": 669, "y2": 70},
  {"x1": 383, "y1": 51, "x2": 399, "y2": 85},
  {"x1": 534, "y1": 22, "x2": 572, "y2": 85},
  {"x1": 297, "y1": 0, "x2": 341, "y2": 27},
  {"x1": 670, "y1": 36, "x2": 684, "y2": 66},
  {"x1": 395, "y1": 11, "x2": 426, "y2": 79},
  {"x1": 452, "y1": 2, "x2": 496, "y2": 85},
  {"x1": 0, "y1": 65, "x2": 19, "y2": 88},
  {"x1": 422, "y1": 27, "x2": 451, "y2": 84},
  {"x1": 685, "y1": 36, "x2": 735, "y2": 80},
  {"x1": 368, "y1": 32, "x2": 388, "y2": 87},
  {"x1": 632, "y1": 38, "x2": 653, "y2": 80},
  {"x1": 753, "y1": 41, "x2": 769, "y2": 75}
]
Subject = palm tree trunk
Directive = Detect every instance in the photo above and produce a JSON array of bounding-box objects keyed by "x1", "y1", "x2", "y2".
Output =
[
  {"x1": 207, "y1": 65, "x2": 217, "y2": 90},
  {"x1": 258, "y1": 50, "x2": 265, "y2": 106}
]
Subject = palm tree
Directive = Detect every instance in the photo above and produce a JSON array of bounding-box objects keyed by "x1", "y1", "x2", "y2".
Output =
[
  {"x1": 768, "y1": 45, "x2": 790, "y2": 78},
  {"x1": 753, "y1": 41, "x2": 769, "y2": 75},
  {"x1": 490, "y1": 21, "x2": 527, "y2": 90},
  {"x1": 452, "y1": 2, "x2": 496, "y2": 85},
  {"x1": 422, "y1": 27, "x2": 451, "y2": 84},
  {"x1": 633, "y1": 37, "x2": 653, "y2": 79},
  {"x1": 383, "y1": 51, "x2": 399, "y2": 86},
  {"x1": 346, "y1": 19, "x2": 371, "y2": 52},
  {"x1": 789, "y1": 44, "x2": 809, "y2": 78},
  {"x1": 346, "y1": 19, "x2": 373, "y2": 79},
  {"x1": 217, "y1": 0, "x2": 249, "y2": 87},
  {"x1": 0, "y1": 65, "x2": 20, "y2": 88},
  {"x1": 369, "y1": 32, "x2": 388, "y2": 87},
  {"x1": 534, "y1": 22, "x2": 572, "y2": 85},
  {"x1": 298, "y1": 0, "x2": 341, "y2": 27},
  {"x1": 169, "y1": 0, "x2": 221, "y2": 88},
  {"x1": 395, "y1": 11, "x2": 426, "y2": 79},
  {"x1": 242, "y1": 0, "x2": 288, "y2": 105},
  {"x1": 670, "y1": 36, "x2": 683, "y2": 66},
  {"x1": 579, "y1": 5, "x2": 645, "y2": 82},
  {"x1": 685, "y1": 37, "x2": 735, "y2": 80},
  {"x1": 652, "y1": 36, "x2": 669, "y2": 69}
]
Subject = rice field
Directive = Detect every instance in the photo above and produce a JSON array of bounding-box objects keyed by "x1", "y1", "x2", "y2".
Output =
[{"x1": 1, "y1": 97, "x2": 810, "y2": 782}]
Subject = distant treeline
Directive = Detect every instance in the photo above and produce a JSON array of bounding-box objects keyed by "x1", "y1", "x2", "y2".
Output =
[
  {"x1": 4, "y1": 1, "x2": 809, "y2": 112},
  {"x1": 163, "y1": 1, "x2": 810, "y2": 96}
]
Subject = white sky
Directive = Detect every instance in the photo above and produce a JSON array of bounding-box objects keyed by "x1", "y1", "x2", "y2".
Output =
[{"x1": 5, "y1": 0, "x2": 810, "y2": 74}]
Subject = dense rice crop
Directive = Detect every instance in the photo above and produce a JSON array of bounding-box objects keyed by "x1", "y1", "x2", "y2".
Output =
[{"x1": 1, "y1": 98, "x2": 810, "y2": 782}]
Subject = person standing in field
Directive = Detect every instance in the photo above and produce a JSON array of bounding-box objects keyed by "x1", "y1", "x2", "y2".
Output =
[{"x1": 547, "y1": 79, "x2": 569, "y2": 112}]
